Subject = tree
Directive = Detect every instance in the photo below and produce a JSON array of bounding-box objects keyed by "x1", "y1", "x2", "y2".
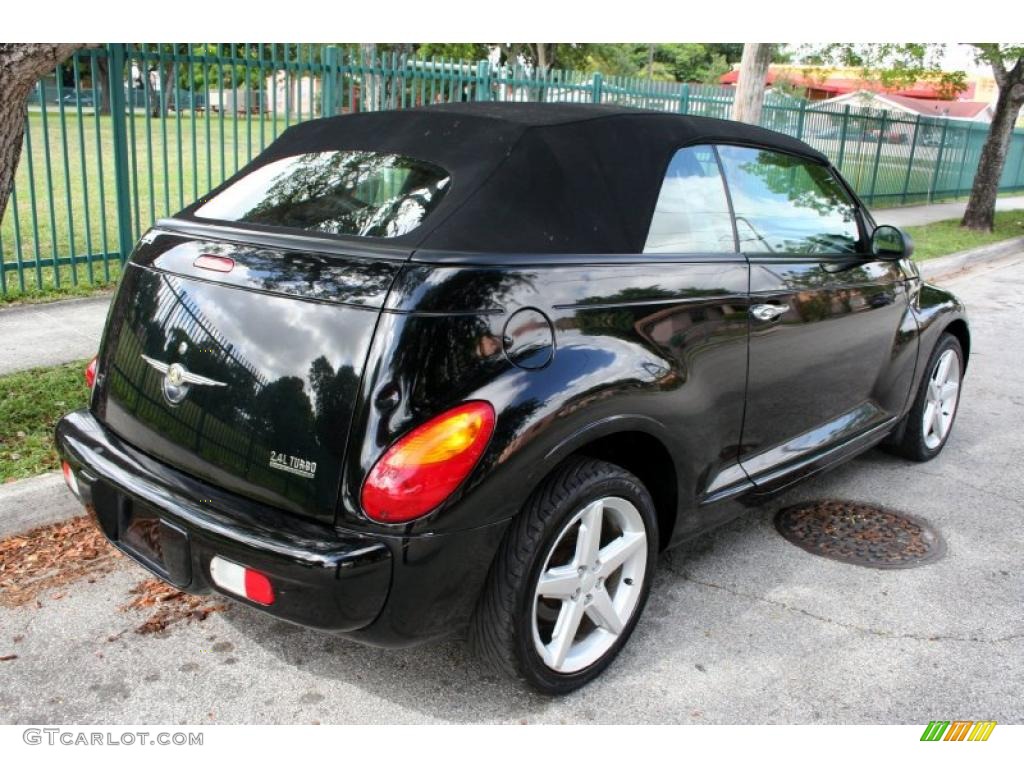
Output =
[
  {"x1": 800, "y1": 43, "x2": 966, "y2": 98},
  {"x1": 361, "y1": 43, "x2": 379, "y2": 111},
  {"x1": 800, "y1": 43, "x2": 1023, "y2": 232},
  {"x1": 961, "y1": 44, "x2": 1024, "y2": 231},
  {"x1": 493, "y1": 44, "x2": 590, "y2": 76},
  {"x1": 732, "y1": 43, "x2": 774, "y2": 124},
  {"x1": 415, "y1": 43, "x2": 490, "y2": 61},
  {"x1": 0, "y1": 44, "x2": 81, "y2": 223}
]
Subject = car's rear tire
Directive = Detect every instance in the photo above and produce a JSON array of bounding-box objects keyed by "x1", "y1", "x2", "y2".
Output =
[
  {"x1": 469, "y1": 456, "x2": 658, "y2": 695},
  {"x1": 884, "y1": 332, "x2": 964, "y2": 462}
]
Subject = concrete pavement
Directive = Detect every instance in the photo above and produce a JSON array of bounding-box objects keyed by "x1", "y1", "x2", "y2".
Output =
[
  {"x1": 0, "y1": 296, "x2": 109, "y2": 375},
  {"x1": 0, "y1": 254, "x2": 1021, "y2": 724},
  {"x1": 875, "y1": 194, "x2": 1024, "y2": 228}
]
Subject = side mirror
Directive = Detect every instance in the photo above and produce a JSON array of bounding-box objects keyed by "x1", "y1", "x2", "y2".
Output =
[{"x1": 871, "y1": 224, "x2": 914, "y2": 260}]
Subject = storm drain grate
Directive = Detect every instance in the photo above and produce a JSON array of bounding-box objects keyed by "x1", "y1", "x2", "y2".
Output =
[{"x1": 774, "y1": 500, "x2": 945, "y2": 569}]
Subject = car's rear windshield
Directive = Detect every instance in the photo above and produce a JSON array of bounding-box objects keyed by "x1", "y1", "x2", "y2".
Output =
[{"x1": 192, "y1": 150, "x2": 451, "y2": 238}]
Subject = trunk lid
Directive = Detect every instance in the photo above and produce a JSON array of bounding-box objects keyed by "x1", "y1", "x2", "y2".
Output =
[{"x1": 93, "y1": 225, "x2": 404, "y2": 524}]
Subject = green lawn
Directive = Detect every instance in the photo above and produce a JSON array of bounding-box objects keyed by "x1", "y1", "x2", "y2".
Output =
[
  {"x1": 1, "y1": 109, "x2": 294, "y2": 302},
  {"x1": 906, "y1": 209, "x2": 1024, "y2": 261},
  {"x1": 0, "y1": 360, "x2": 90, "y2": 481}
]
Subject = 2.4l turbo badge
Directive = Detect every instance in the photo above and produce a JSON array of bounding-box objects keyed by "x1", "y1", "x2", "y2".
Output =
[{"x1": 269, "y1": 451, "x2": 317, "y2": 479}]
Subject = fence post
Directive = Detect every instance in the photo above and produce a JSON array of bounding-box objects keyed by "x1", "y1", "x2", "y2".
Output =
[
  {"x1": 321, "y1": 46, "x2": 338, "y2": 117},
  {"x1": 836, "y1": 105, "x2": 850, "y2": 170},
  {"x1": 106, "y1": 44, "x2": 134, "y2": 263},
  {"x1": 679, "y1": 82, "x2": 690, "y2": 114},
  {"x1": 1014, "y1": 131, "x2": 1024, "y2": 189},
  {"x1": 795, "y1": 100, "x2": 807, "y2": 140},
  {"x1": 929, "y1": 119, "x2": 950, "y2": 203},
  {"x1": 475, "y1": 60, "x2": 491, "y2": 101},
  {"x1": 867, "y1": 110, "x2": 888, "y2": 204},
  {"x1": 592, "y1": 72, "x2": 603, "y2": 104},
  {"x1": 955, "y1": 122, "x2": 975, "y2": 197},
  {"x1": 900, "y1": 114, "x2": 922, "y2": 204}
]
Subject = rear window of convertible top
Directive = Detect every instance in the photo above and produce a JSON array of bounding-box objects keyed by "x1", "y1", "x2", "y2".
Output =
[{"x1": 192, "y1": 150, "x2": 451, "y2": 239}]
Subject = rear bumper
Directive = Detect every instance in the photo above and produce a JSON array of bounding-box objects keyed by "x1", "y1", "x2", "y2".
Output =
[{"x1": 56, "y1": 409, "x2": 391, "y2": 633}]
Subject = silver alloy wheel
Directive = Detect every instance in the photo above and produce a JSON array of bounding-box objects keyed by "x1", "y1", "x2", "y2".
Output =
[
  {"x1": 531, "y1": 496, "x2": 648, "y2": 674},
  {"x1": 922, "y1": 348, "x2": 961, "y2": 450}
]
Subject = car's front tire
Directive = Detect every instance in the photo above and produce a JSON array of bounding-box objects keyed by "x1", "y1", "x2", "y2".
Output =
[
  {"x1": 470, "y1": 457, "x2": 658, "y2": 695},
  {"x1": 885, "y1": 332, "x2": 964, "y2": 462}
]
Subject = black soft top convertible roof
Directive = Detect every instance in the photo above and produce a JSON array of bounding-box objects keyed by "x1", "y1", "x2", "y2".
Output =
[{"x1": 180, "y1": 102, "x2": 830, "y2": 254}]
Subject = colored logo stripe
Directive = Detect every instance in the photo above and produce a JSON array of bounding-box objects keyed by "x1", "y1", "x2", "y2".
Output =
[
  {"x1": 944, "y1": 721, "x2": 973, "y2": 741},
  {"x1": 920, "y1": 720, "x2": 996, "y2": 741},
  {"x1": 969, "y1": 721, "x2": 997, "y2": 741}
]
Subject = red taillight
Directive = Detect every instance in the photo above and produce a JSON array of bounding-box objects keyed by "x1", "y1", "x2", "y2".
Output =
[
  {"x1": 84, "y1": 356, "x2": 98, "y2": 389},
  {"x1": 361, "y1": 401, "x2": 495, "y2": 523},
  {"x1": 193, "y1": 254, "x2": 235, "y2": 273}
]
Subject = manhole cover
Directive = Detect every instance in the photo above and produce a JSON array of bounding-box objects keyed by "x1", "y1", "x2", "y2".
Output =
[{"x1": 774, "y1": 500, "x2": 945, "y2": 569}]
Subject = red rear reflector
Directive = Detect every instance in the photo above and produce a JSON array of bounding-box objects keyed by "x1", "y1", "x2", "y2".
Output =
[
  {"x1": 209, "y1": 556, "x2": 275, "y2": 605},
  {"x1": 194, "y1": 254, "x2": 235, "y2": 273},
  {"x1": 243, "y1": 569, "x2": 275, "y2": 606},
  {"x1": 84, "y1": 356, "x2": 98, "y2": 389},
  {"x1": 61, "y1": 460, "x2": 80, "y2": 497},
  {"x1": 361, "y1": 401, "x2": 495, "y2": 523}
]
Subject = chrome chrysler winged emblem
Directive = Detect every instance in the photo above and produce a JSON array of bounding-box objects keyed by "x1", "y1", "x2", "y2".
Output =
[{"x1": 141, "y1": 354, "x2": 227, "y2": 405}]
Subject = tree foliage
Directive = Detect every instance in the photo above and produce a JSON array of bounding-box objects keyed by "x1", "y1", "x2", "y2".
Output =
[
  {"x1": 798, "y1": 43, "x2": 967, "y2": 99},
  {"x1": 582, "y1": 43, "x2": 751, "y2": 83}
]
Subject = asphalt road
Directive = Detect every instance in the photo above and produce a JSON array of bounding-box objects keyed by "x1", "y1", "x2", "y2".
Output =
[{"x1": 1, "y1": 256, "x2": 1022, "y2": 724}]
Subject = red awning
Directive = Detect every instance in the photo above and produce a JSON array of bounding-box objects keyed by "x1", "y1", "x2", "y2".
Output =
[{"x1": 718, "y1": 70, "x2": 975, "y2": 100}]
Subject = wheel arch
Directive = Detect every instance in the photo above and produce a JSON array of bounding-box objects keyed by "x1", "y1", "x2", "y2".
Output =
[
  {"x1": 943, "y1": 318, "x2": 971, "y2": 370},
  {"x1": 527, "y1": 421, "x2": 679, "y2": 550}
]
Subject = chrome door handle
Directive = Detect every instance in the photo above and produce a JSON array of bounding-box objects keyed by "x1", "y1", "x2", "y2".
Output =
[{"x1": 751, "y1": 303, "x2": 788, "y2": 322}]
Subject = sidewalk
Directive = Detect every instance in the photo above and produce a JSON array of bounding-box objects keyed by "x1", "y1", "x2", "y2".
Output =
[
  {"x1": 1, "y1": 195, "x2": 1024, "y2": 377},
  {"x1": 874, "y1": 194, "x2": 1024, "y2": 228},
  {"x1": 0, "y1": 296, "x2": 109, "y2": 375}
]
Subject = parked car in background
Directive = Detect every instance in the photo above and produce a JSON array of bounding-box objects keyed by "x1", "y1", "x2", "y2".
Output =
[
  {"x1": 61, "y1": 91, "x2": 95, "y2": 108},
  {"x1": 57, "y1": 103, "x2": 969, "y2": 694},
  {"x1": 168, "y1": 92, "x2": 207, "y2": 112},
  {"x1": 868, "y1": 126, "x2": 909, "y2": 144}
]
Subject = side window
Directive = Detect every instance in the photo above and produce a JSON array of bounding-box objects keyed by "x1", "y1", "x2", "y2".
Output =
[
  {"x1": 643, "y1": 145, "x2": 736, "y2": 254},
  {"x1": 716, "y1": 145, "x2": 860, "y2": 255}
]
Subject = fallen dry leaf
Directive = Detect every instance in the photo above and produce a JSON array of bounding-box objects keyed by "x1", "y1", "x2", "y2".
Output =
[
  {"x1": 120, "y1": 578, "x2": 226, "y2": 635},
  {"x1": 0, "y1": 516, "x2": 122, "y2": 608}
]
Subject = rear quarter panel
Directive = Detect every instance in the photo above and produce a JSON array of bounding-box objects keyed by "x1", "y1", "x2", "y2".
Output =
[{"x1": 338, "y1": 254, "x2": 752, "y2": 545}]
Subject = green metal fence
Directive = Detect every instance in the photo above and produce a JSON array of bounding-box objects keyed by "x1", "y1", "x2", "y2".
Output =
[{"x1": 3, "y1": 42, "x2": 1024, "y2": 298}]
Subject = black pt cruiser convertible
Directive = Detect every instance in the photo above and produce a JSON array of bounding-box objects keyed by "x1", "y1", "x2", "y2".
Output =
[{"x1": 57, "y1": 103, "x2": 968, "y2": 694}]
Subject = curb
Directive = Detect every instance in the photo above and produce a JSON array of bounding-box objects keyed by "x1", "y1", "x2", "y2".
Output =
[
  {"x1": 0, "y1": 472, "x2": 82, "y2": 538},
  {"x1": 918, "y1": 236, "x2": 1024, "y2": 282}
]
